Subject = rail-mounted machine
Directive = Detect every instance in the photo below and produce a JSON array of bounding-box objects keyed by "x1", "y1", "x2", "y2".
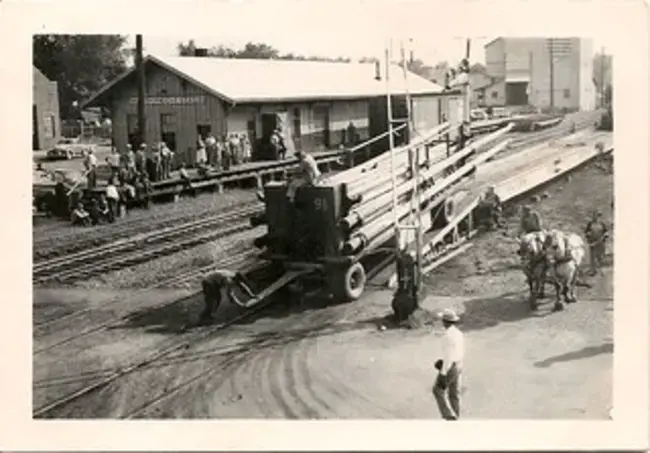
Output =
[{"x1": 203, "y1": 39, "x2": 514, "y2": 319}]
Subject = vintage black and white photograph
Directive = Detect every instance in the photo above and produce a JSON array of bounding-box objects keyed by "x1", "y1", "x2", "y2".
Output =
[{"x1": 28, "y1": 3, "x2": 623, "y2": 422}]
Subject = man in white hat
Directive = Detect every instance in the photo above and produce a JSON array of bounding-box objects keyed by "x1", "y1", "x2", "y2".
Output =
[{"x1": 433, "y1": 308, "x2": 464, "y2": 420}]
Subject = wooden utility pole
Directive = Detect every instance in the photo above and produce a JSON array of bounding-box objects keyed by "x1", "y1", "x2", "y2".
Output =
[
  {"x1": 548, "y1": 38, "x2": 554, "y2": 109},
  {"x1": 600, "y1": 46, "x2": 606, "y2": 107},
  {"x1": 135, "y1": 34, "x2": 146, "y2": 148}
]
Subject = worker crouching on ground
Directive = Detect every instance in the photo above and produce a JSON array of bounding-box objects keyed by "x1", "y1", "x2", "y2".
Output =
[
  {"x1": 71, "y1": 201, "x2": 91, "y2": 226},
  {"x1": 584, "y1": 209, "x2": 609, "y2": 275},
  {"x1": 199, "y1": 270, "x2": 251, "y2": 323},
  {"x1": 286, "y1": 150, "x2": 322, "y2": 203},
  {"x1": 476, "y1": 186, "x2": 503, "y2": 230},
  {"x1": 433, "y1": 308, "x2": 465, "y2": 421}
]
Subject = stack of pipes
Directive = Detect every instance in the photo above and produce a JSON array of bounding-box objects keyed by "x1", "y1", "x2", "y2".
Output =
[{"x1": 337, "y1": 123, "x2": 515, "y2": 257}]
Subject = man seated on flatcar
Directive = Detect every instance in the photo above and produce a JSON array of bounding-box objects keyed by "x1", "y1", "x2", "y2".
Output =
[
  {"x1": 135, "y1": 174, "x2": 152, "y2": 209},
  {"x1": 179, "y1": 163, "x2": 197, "y2": 198},
  {"x1": 89, "y1": 194, "x2": 110, "y2": 225},
  {"x1": 70, "y1": 202, "x2": 91, "y2": 226}
]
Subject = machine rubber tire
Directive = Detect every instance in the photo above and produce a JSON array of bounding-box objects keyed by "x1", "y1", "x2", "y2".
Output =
[{"x1": 333, "y1": 262, "x2": 366, "y2": 302}]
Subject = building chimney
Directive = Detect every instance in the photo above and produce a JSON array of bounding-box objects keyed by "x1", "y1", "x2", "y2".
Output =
[
  {"x1": 194, "y1": 48, "x2": 209, "y2": 57},
  {"x1": 374, "y1": 60, "x2": 381, "y2": 81}
]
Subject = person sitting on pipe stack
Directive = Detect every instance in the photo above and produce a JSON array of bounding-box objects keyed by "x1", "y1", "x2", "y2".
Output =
[
  {"x1": 286, "y1": 150, "x2": 322, "y2": 204},
  {"x1": 476, "y1": 186, "x2": 504, "y2": 230}
]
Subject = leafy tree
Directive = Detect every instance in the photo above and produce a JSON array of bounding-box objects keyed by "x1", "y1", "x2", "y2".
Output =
[
  {"x1": 177, "y1": 40, "x2": 351, "y2": 63},
  {"x1": 33, "y1": 34, "x2": 129, "y2": 119},
  {"x1": 177, "y1": 39, "x2": 197, "y2": 56}
]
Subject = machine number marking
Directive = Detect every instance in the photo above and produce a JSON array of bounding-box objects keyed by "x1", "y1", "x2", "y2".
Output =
[{"x1": 314, "y1": 198, "x2": 327, "y2": 211}]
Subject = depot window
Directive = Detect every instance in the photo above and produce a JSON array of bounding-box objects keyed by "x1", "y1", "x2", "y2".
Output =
[{"x1": 563, "y1": 89, "x2": 571, "y2": 99}]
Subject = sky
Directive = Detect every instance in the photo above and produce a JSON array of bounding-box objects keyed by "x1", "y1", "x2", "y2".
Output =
[
  {"x1": 119, "y1": 1, "x2": 615, "y2": 69},
  {"x1": 127, "y1": 35, "x2": 489, "y2": 66}
]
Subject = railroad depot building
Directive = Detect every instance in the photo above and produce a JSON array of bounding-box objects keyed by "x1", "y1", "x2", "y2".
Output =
[
  {"x1": 33, "y1": 66, "x2": 61, "y2": 150},
  {"x1": 83, "y1": 55, "x2": 460, "y2": 164}
]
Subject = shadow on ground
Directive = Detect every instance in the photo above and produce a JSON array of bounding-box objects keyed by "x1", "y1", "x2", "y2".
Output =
[
  {"x1": 107, "y1": 286, "x2": 355, "y2": 336},
  {"x1": 459, "y1": 290, "x2": 554, "y2": 332},
  {"x1": 534, "y1": 342, "x2": 614, "y2": 368}
]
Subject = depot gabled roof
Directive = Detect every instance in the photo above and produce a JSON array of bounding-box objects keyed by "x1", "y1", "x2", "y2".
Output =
[{"x1": 82, "y1": 54, "x2": 447, "y2": 108}]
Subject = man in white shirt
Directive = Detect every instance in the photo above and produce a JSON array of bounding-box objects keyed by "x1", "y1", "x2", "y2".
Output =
[
  {"x1": 84, "y1": 149, "x2": 98, "y2": 188},
  {"x1": 105, "y1": 177, "x2": 120, "y2": 222},
  {"x1": 433, "y1": 308, "x2": 464, "y2": 420},
  {"x1": 105, "y1": 147, "x2": 121, "y2": 178}
]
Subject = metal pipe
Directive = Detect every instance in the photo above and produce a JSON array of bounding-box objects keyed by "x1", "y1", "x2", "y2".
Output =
[
  {"x1": 341, "y1": 138, "x2": 511, "y2": 255},
  {"x1": 341, "y1": 124, "x2": 513, "y2": 232}
]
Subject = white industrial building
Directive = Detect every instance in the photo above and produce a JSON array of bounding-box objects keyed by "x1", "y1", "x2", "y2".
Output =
[{"x1": 481, "y1": 37, "x2": 596, "y2": 111}]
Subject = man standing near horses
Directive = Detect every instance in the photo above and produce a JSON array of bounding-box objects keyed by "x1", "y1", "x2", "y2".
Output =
[
  {"x1": 433, "y1": 309, "x2": 464, "y2": 421},
  {"x1": 476, "y1": 186, "x2": 503, "y2": 230},
  {"x1": 584, "y1": 209, "x2": 609, "y2": 275},
  {"x1": 519, "y1": 205, "x2": 543, "y2": 236}
]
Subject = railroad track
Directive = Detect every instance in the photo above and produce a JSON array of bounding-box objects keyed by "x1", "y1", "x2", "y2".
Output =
[
  {"x1": 33, "y1": 199, "x2": 259, "y2": 262},
  {"x1": 33, "y1": 249, "x2": 390, "y2": 419},
  {"x1": 34, "y1": 243, "x2": 260, "y2": 353},
  {"x1": 32, "y1": 204, "x2": 263, "y2": 284}
]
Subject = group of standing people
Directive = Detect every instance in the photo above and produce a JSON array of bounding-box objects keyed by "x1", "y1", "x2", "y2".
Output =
[
  {"x1": 198, "y1": 133, "x2": 253, "y2": 172},
  {"x1": 105, "y1": 142, "x2": 175, "y2": 185}
]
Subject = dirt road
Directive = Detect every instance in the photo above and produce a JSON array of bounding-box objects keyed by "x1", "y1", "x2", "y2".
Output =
[{"x1": 33, "y1": 160, "x2": 613, "y2": 419}]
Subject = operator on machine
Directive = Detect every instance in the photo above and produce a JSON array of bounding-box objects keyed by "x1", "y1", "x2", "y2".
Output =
[{"x1": 286, "y1": 149, "x2": 322, "y2": 203}]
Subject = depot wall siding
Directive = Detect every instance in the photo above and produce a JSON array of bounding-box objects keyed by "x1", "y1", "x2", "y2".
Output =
[
  {"x1": 228, "y1": 99, "x2": 370, "y2": 154},
  {"x1": 110, "y1": 64, "x2": 228, "y2": 165}
]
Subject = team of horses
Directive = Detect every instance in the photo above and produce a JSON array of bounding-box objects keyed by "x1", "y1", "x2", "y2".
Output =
[{"x1": 516, "y1": 229, "x2": 592, "y2": 312}]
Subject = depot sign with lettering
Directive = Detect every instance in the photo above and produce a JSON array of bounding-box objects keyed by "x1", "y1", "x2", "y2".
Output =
[{"x1": 128, "y1": 96, "x2": 205, "y2": 105}]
